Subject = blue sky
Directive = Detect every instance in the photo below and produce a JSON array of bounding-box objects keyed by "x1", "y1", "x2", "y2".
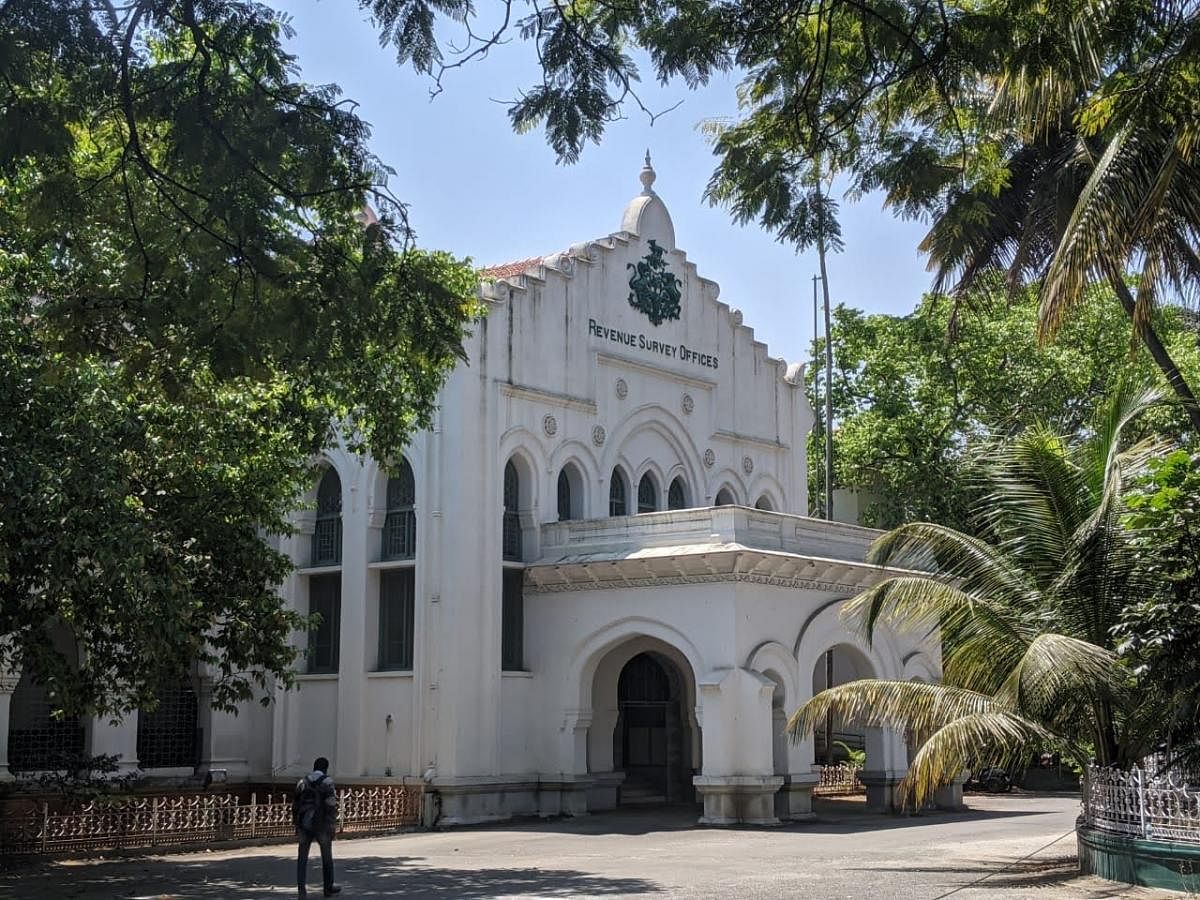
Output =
[{"x1": 279, "y1": 2, "x2": 933, "y2": 365}]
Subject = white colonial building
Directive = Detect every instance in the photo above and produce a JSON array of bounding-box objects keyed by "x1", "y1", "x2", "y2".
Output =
[{"x1": 0, "y1": 157, "x2": 944, "y2": 826}]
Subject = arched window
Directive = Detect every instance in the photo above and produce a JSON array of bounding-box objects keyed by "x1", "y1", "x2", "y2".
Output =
[
  {"x1": 667, "y1": 477, "x2": 688, "y2": 510},
  {"x1": 383, "y1": 458, "x2": 416, "y2": 560},
  {"x1": 503, "y1": 460, "x2": 522, "y2": 561},
  {"x1": 755, "y1": 494, "x2": 774, "y2": 511},
  {"x1": 557, "y1": 469, "x2": 573, "y2": 521},
  {"x1": 8, "y1": 672, "x2": 84, "y2": 773},
  {"x1": 637, "y1": 473, "x2": 658, "y2": 514},
  {"x1": 609, "y1": 468, "x2": 628, "y2": 517},
  {"x1": 714, "y1": 487, "x2": 735, "y2": 506},
  {"x1": 312, "y1": 467, "x2": 342, "y2": 566}
]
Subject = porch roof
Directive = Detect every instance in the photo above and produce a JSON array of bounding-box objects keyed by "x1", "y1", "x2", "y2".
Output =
[{"x1": 525, "y1": 506, "x2": 909, "y2": 594}]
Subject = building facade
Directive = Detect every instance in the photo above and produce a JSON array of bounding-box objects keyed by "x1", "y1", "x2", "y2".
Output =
[{"x1": 0, "y1": 158, "x2": 942, "y2": 825}]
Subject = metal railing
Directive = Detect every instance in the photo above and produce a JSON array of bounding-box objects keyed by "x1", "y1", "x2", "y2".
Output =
[
  {"x1": 1082, "y1": 764, "x2": 1200, "y2": 845},
  {"x1": 813, "y1": 763, "x2": 865, "y2": 797},
  {"x1": 0, "y1": 783, "x2": 422, "y2": 855}
]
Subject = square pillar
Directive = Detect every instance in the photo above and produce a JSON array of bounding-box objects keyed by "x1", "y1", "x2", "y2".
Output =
[
  {"x1": 933, "y1": 775, "x2": 966, "y2": 810},
  {"x1": 694, "y1": 775, "x2": 784, "y2": 825},
  {"x1": 0, "y1": 671, "x2": 18, "y2": 781},
  {"x1": 90, "y1": 712, "x2": 140, "y2": 776},
  {"x1": 859, "y1": 770, "x2": 904, "y2": 813},
  {"x1": 775, "y1": 772, "x2": 819, "y2": 821}
]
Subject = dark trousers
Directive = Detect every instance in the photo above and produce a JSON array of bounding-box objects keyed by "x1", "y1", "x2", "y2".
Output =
[{"x1": 297, "y1": 829, "x2": 334, "y2": 894}]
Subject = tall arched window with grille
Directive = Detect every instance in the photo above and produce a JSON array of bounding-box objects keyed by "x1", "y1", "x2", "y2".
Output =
[
  {"x1": 503, "y1": 460, "x2": 522, "y2": 561},
  {"x1": 383, "y1": 459, "x2": 416, "y2": 560},
  {"x1": 378, "y1": 457, "x2": 417, "y2": 671},
  {"x1": 637, "y1": 473, "x2": 658, "y2": 514},
  {"x1": 609, "y1": 467, "x2": 628, "y2": 516},
  {"x1": 557, "y1": 469, "x2": 573, "y2": 522},
  {"x1": 501, "y1": 458, "x2": 525, "y2": 671},
  {"x1": 311, "y1": 467, "x2": 342, "y2": 566},
  {"x1": 667, "y1": 476, "x2": 688, "y2": 510},
  {"x1": 308, "y1": 467, "x2": 342, "y2": 674}
]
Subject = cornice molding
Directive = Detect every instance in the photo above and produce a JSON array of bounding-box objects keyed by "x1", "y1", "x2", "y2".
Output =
[{"x1": 525, "y1": 571, "x2": 868, "y2": 595}]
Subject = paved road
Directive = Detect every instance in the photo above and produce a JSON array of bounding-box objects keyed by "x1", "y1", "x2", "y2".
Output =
[{"x1": 0, "y1": 793, "x2": 1186, "y2": 899}]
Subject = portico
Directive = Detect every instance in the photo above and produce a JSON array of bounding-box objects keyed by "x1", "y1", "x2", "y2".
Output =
[{"x1": 521, "y1": 505, "x2": 930, "y2": 824}]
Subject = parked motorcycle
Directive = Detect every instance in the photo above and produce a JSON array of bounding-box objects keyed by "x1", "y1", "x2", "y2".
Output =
[{"x1": 964, "y1": 766, "x2": 1013, "y2": 793}]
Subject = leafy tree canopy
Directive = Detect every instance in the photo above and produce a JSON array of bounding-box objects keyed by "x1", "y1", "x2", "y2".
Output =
[
  {"x1": 1116, "y1": 449, "x2": 1200, "y2": 768},
  {"x1": 1, "y1": 1, "x2": 479, "y2": 716},
  {"x1": 813, "y1": 282, "x2": 1199, "y2": 530}
]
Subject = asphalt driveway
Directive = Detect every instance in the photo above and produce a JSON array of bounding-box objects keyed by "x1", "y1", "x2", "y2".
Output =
[{"x1": 0, "y1": 793, "x2": 1187, "y2": 899}]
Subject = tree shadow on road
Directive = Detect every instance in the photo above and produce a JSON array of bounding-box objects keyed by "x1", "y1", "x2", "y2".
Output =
[
  {"x1": 850, "y1": 854, "x2": 1151, "y2": 898},
  {"x1": 0, "y1": 853, "x2": 664, "y2": 899}
]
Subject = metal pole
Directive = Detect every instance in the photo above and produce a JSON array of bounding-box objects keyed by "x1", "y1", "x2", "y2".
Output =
[
  {"x1": 818, "y1": 247, "x2": 834, "y2": 523},
  {"x1": 813, "y1": 155, "x2": 835, "y2": 523},
  {"x1": 825, "y1": 649, "x2": 835, "y2": 766},
  {"x1": 812, "y1": 274, "x2": 823, "y2": 517}
]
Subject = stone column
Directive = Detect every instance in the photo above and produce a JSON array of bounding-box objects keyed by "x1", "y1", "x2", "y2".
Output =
[
  {"x1": 556, "y1": 709, "x2": 594, "y2": 816},
  {"x1": 336, "y1": 463, "x2": 369, "y2": 776},
  {"x1": 0, "y1": 670, "x2": 18, "y2": 781},
  {"x1": 861, "y1": 726, "x2": 910, "y2": 812},
  {"x1": 933, "y1": 774, "x2": 966, "y2": 810},
  {"x1": 90, "y1": 711, "x2": 140, "y2": 775},
  {"x1": 692, "y1": 668, "x2": 783, "y2": 825}
]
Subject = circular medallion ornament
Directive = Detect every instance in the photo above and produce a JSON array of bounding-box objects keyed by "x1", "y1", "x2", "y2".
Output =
[
  {"x1": 615, "y1": 378, "x2": 628, "y2": 400},
  {"x1": 742, "y1": 455, "x2": 754, "y2": 476},
  {"x1": 543, "y1": 414, "x2": 558, "y2": 437},
  {"x1": 703, "y1": 448, "x2": 716, "y2": 469},
  {"x1": 592, "y1": 425, "x2": 606, "y2": 447},
  {"x1": 681, "y1": 393, "x2": 694, "y2": 415}
]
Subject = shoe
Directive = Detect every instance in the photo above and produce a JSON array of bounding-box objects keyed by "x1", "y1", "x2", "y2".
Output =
[{"x1": 323, "y1": 888, "x2": 342, "y2": 897}]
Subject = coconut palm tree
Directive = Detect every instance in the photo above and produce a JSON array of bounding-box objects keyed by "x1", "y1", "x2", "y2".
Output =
[{"x1": 788, "y1": 382, "x2": 1175, "y2": 806}]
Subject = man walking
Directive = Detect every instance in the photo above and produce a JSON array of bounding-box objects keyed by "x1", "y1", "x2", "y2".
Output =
[{"x1": 294, "y1": 756, "x2": 341, "y2": 897}]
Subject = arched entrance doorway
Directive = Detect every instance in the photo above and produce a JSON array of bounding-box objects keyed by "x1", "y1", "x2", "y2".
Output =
[
  {"x1": 811, "y1": 643, "x2": 875, "y2": 766},
  {"x1": 614, "y1": 652, "x2": 690, "y2": 803},
  {"x1": 586, "y1": 637, "x2": 699, "y2": 808}
]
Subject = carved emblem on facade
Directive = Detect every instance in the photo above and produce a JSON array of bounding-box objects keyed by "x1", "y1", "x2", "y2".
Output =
[
  {"x1": 592, "y1": 425, "x2": 606, "y2": 447},
  {"x1": 681, "y1": 393, "x2": 694, "y2": 415},
  {"x1": 703, "y1": 448, "x2": 716, "y2": 468},
  {"x1": 742, "y1": 455, "x2": 754, "y2": 475},
  {"x1": 627, "y1": 240, "x2": 681, "y2": 326},
  {"x1": 542, "y1": 414, "x2": 558, "y2": 437},
  {"x1": 615, "y1": 378, "x2": 628, "y2": 399}
]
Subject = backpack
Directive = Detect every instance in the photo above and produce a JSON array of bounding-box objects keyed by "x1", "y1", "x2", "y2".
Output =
[{"x1": 293, "y1": 774, "x2": 328, "y2": 834}]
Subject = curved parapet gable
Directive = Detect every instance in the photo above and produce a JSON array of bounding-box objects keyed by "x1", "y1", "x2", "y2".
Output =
[{"x1": 471, "y1": 154, "x2": 813, "y2": 517}]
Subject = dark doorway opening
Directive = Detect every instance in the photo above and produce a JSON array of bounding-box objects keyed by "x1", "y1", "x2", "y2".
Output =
[{"x1": 614, "y1": 652, "x2": 692, "y2": 804}]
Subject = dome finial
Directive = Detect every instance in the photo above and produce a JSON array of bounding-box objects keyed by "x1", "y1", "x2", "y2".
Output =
[{"x1": 639, "y1": 150, "x2": 656, "y2": 194}]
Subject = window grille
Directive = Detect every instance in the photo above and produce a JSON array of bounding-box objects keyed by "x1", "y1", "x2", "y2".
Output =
[
  {"x1": 557, "y1": 469, "x2": 573, "y2": 521},
  {"x1": 7, "y1": 674, "x2": 85, "y2": 773},
  {"x1": 501, "y1": 568, "x2": 525, "y2": 671},
  {"x1": 308, "y1": 574, "x2": 341, "y2": 673},
  {"x1": 311, "y1": 468, "x2": 342, "y2": 566},
  {"x1": 667, "y1": 477, "x2": 687, "y2": 510},
  {"x1": 755, "y1": 495, "x2": 774, "y2": 511},
  {"x1": 502, "y1": 460, "x2": 522, "y2": 561},
  {"x1": 637, "y1": 473, "x2": 657, "y2": 513},
  {"x1": 609, "y1": 469, "x2": 627, "y2": 516},
  {"x1": 715, "y1": 487, "x2": 735, "y2": 506},
  {"x1": 137, "y1": 681, "x2": 200, "y2": 770},
  {"x1": 383, "y1": 459, "x2": 416, "y2": 560},
  {"x1": 378, "y1": 569, "x2": 415, "y2": 671}
]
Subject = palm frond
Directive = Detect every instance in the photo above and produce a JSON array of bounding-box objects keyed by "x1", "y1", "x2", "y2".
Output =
[
  {"x1": 995, "y1": 633, "x2": 1123, "y2": 716},
  {"x1": 787, "y1": 679, "x2": 1006, "y2": 742},
  {"x1": 901, "y1": 711, "x2": 1054, "y2": 807},
  {"x1": 866, "y1": 523, "x2": 1040, "y2": 609}
]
